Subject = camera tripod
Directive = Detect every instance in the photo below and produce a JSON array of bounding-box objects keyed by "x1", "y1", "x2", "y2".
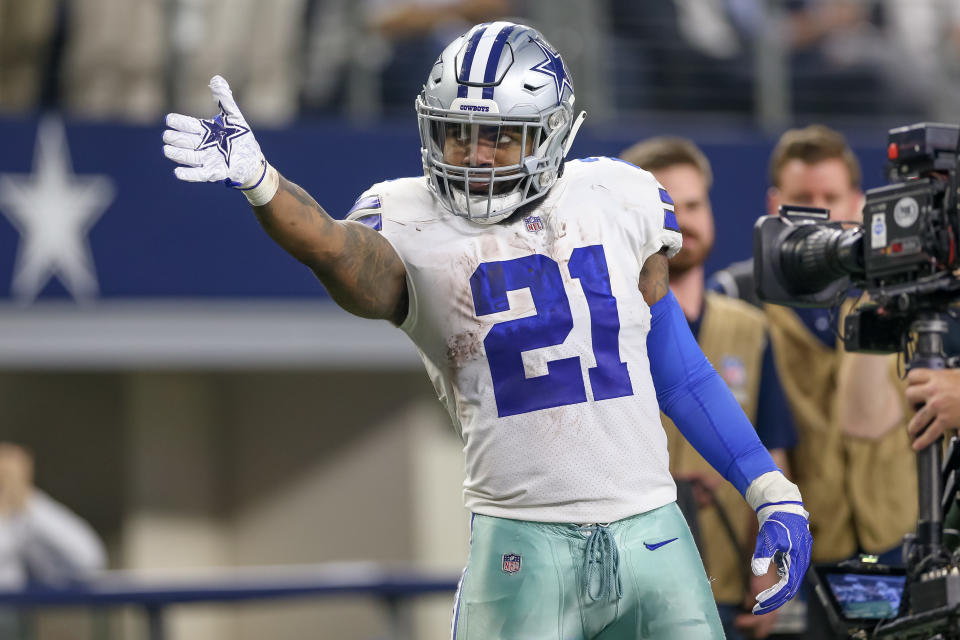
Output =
[{"x1": 872, "y1": 311, "x2": 960, "y2": 639}]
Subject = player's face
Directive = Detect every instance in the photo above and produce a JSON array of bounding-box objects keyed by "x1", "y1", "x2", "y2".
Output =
[
  {"x1": 442, "y1": 123, "x2": 534, "y2": 193},
  {"x1": 769, "y1": 158, "x2": 864, "y2": 223},
  {"x1": 652, "y1": 163, "x2": 715, "y2": 273}
]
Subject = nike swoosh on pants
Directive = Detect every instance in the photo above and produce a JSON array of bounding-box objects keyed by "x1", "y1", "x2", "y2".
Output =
[{"x1": 644, "y1": 537, "x2": 679, "y2": 551}]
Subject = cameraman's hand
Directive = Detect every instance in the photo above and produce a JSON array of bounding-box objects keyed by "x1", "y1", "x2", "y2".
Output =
[
  {"x1": 906, "y1": 368, "x2": 960, "y2": 450},
  {"x1": 735, "y1": 575, "x2": 780, "y2": 637},
  {"x1": 162, "y1": 76, "x2": 268, "y2": 191}
]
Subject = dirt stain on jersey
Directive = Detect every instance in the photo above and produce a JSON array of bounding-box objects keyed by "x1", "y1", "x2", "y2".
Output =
[
  {"x1": 454, "y1": 252, "x2": 474, "y2": 274},
  {"x1": 556, "y1": 220, "x2": 568, "y2": 240},
  {"x1": 479, "y1": 235, "x2": 502, "y2": 259},
  {"x1": 446, "y1": 329, "x2": 485, "y2": 372},
  {"x1": 534, "y1": 404, "x2": 583, "y2": 445}
]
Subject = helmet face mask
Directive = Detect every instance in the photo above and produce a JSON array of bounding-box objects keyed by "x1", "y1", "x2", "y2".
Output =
[{"x1": 416, "y1": 22, "x2": 583, "y2": 224}]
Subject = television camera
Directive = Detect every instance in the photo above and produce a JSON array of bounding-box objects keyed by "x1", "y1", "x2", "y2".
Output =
[{"x1": 754, "y1": 123, "x2": 960, "y2": 639}]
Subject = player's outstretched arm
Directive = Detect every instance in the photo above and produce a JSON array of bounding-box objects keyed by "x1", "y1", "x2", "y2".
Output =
[
  {"x1": 162, "y1": 76, "x2": 408, "y2": 325},
  {"x1": 254, "y1": 177, "x2": 408, "y2": 325},
  {"x1": 641, "y1": 250, "x2": 812, "y2": 615}
]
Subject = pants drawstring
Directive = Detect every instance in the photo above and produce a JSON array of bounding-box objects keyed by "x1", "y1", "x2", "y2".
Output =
[{"x1": 581, "y1": 524, "x2": 623, "y2": 602}]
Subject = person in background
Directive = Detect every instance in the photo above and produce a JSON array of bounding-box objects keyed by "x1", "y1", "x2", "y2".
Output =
[
  {"x1": 710, "y1": 125, "x2": 917, "y2": 638},
  {"x1": 621, "y1": 136, "x2": 797, "y2": 640},
  {"x1": 0, "y1": 441, "x2": 106, "y2": 587},
  {"x1": 0, "y1": 0, "x2": 58, "y2": 113},
  {"x1": 364, "y1": 0, "x2": 514, "y2": 112},
  {"x1": 708, "y1": 124, "x2": 864, "y2": 305},
  {"x1": 0, "y1": 442, "x2": 106, "y2": 638}
]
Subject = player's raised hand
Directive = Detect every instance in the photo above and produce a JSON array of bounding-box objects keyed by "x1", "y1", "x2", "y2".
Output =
[{"x1": 163, "y1": 76, "x2": 275, "y2": 203}]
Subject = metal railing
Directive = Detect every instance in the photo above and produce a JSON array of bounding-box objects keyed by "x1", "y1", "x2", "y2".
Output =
[{"x1": 0, "y1": 563, "x2": 460, "y2": 640}]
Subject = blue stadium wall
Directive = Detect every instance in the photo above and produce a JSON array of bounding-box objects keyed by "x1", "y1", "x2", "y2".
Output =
[{"x1": 0, "y1": 115, "x2": 888, "y2": 303}]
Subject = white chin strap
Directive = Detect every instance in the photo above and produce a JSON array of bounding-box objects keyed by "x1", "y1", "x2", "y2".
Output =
[{"x1": 452, "y1": 188, "x2": 523, "y2": 224}]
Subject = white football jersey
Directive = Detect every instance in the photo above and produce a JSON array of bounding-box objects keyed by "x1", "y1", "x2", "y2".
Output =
[{"x1": 347, "y1": 157, "x2": 682, "y2": 523}]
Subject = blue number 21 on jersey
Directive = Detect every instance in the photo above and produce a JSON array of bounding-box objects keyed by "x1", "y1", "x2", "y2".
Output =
[{"x1": 469, "y1": 245, "x2": 634, "y2": 417}]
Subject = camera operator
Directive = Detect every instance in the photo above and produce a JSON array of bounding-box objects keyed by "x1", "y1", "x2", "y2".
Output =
[{"x1": 710, "y1": 125, "x2": 919, "y2": 636}]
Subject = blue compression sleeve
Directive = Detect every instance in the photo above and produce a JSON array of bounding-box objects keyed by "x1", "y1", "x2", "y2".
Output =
[{"x1": 647, "y1": 290, "x2": 778, "y2": 494}]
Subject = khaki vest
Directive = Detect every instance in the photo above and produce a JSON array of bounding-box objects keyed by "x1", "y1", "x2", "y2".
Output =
[
  {"x1": 844, "y1": 369, "x2": 917, "y2": 554},
  {"x1": 766, "y1": 304, "x2": 917, "y2": 562},
  {"x1": 837, "y1": 319, "x2": 918, "y2": 555},
  {"x1": 662, "y1": 291, "x2": 767, "y2": 605}
]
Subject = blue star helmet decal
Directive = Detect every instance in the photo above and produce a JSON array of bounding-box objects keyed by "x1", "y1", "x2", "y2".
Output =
[
  {"x1": 196, "y1": 102, "x2": 250, "y2": 167},
  {"x1": 529, "y1": 38, "x2": 573, "y2": 103}
]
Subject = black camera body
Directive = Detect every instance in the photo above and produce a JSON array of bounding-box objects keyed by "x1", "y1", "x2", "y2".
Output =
[
  {"x1": 863, "y1": 178, "x2": 946, "y2": 283},
  {"x1": 754, "y1": 122, "x2": 960, "y2": 353}
]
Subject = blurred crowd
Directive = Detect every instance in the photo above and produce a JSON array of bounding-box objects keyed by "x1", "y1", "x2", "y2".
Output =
[
  {"x1": 2, "y1": 0, "x2": 960, "y2": 127},
  {"x1": 611, "y1": 0, "x2": 960, "y2": 119}
]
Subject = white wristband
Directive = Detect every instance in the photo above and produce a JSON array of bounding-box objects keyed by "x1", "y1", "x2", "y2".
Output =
[
  {"x1": 745, "y1": 471, "x2": 808, "y2": 525},
  {"x1": 241, "y1": 162, "x2": 279, "y2": 207}
]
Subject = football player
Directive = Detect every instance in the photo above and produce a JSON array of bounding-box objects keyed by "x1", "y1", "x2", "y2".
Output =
[{"x1": 162, "y1": 22, "x2": 812, "y2": 639}]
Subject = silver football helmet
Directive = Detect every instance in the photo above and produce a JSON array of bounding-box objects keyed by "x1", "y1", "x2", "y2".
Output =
[{"x1": 416, "y1": 22, "x2": 586, "y2": 224}]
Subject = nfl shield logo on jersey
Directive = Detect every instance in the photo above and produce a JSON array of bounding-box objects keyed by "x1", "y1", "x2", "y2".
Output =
[
  {"x1": 524, "y1": 216, "x2": 544, "y2": 233},
  {"x1": 502, "y1": 553, "x2": 522, "y2": 574}
]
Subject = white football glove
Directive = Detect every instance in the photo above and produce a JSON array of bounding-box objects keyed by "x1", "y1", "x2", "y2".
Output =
[{"x1": 162, "y1": 75, "x2": 278, "y2": 205}]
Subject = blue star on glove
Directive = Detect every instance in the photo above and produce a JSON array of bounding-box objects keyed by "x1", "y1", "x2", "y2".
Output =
[
  {"x1": 196, "y1": 108, "x2": 250, "y2": 170},
  {"x1": 751, "y1": 510, "x2": 812, "y2": 614}
]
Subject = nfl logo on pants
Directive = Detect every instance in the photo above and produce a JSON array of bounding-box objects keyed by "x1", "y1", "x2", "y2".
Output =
[{"x1": 502, "y1": 553, "x2": 521, "y2": 574}]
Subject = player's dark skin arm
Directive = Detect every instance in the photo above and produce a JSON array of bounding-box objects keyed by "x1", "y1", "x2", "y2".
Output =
[
  {"x1": 252, "y1": 175, "x2": 409, "y2": 326},
  {"x1": 638, "y1": 248, "x2": 670, "y2": 306}
]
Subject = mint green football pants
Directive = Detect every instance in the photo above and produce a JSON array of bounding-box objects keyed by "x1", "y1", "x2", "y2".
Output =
[{"x1": 451, "y1": 502, "x2": 724, "y2": 640}]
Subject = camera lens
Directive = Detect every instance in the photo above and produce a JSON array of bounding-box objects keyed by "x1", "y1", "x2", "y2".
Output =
[{"x1": 780, "y1": 225, "x2": 864, "y2": 294}]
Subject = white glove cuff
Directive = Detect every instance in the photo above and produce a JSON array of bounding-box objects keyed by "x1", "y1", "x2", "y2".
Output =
[
  {"x1": 745, "y1": 471, "x2": 809, "y2": 525},
  {"x1": 241, "y1": 162, "x2": 279, "y2": 207}
]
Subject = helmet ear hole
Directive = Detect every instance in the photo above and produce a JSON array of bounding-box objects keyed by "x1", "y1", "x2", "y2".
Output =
[
  {"x1": 548, "y1": 110, "x2": 567, "y2": 130},
  {"x1": 538, "y1": 170, "x2": 556, "y2": 189}
]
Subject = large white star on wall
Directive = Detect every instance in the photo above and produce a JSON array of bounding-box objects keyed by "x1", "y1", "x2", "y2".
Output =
[{"x1": 0, "y1": 117, "x2": 115, "y2": 304}]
